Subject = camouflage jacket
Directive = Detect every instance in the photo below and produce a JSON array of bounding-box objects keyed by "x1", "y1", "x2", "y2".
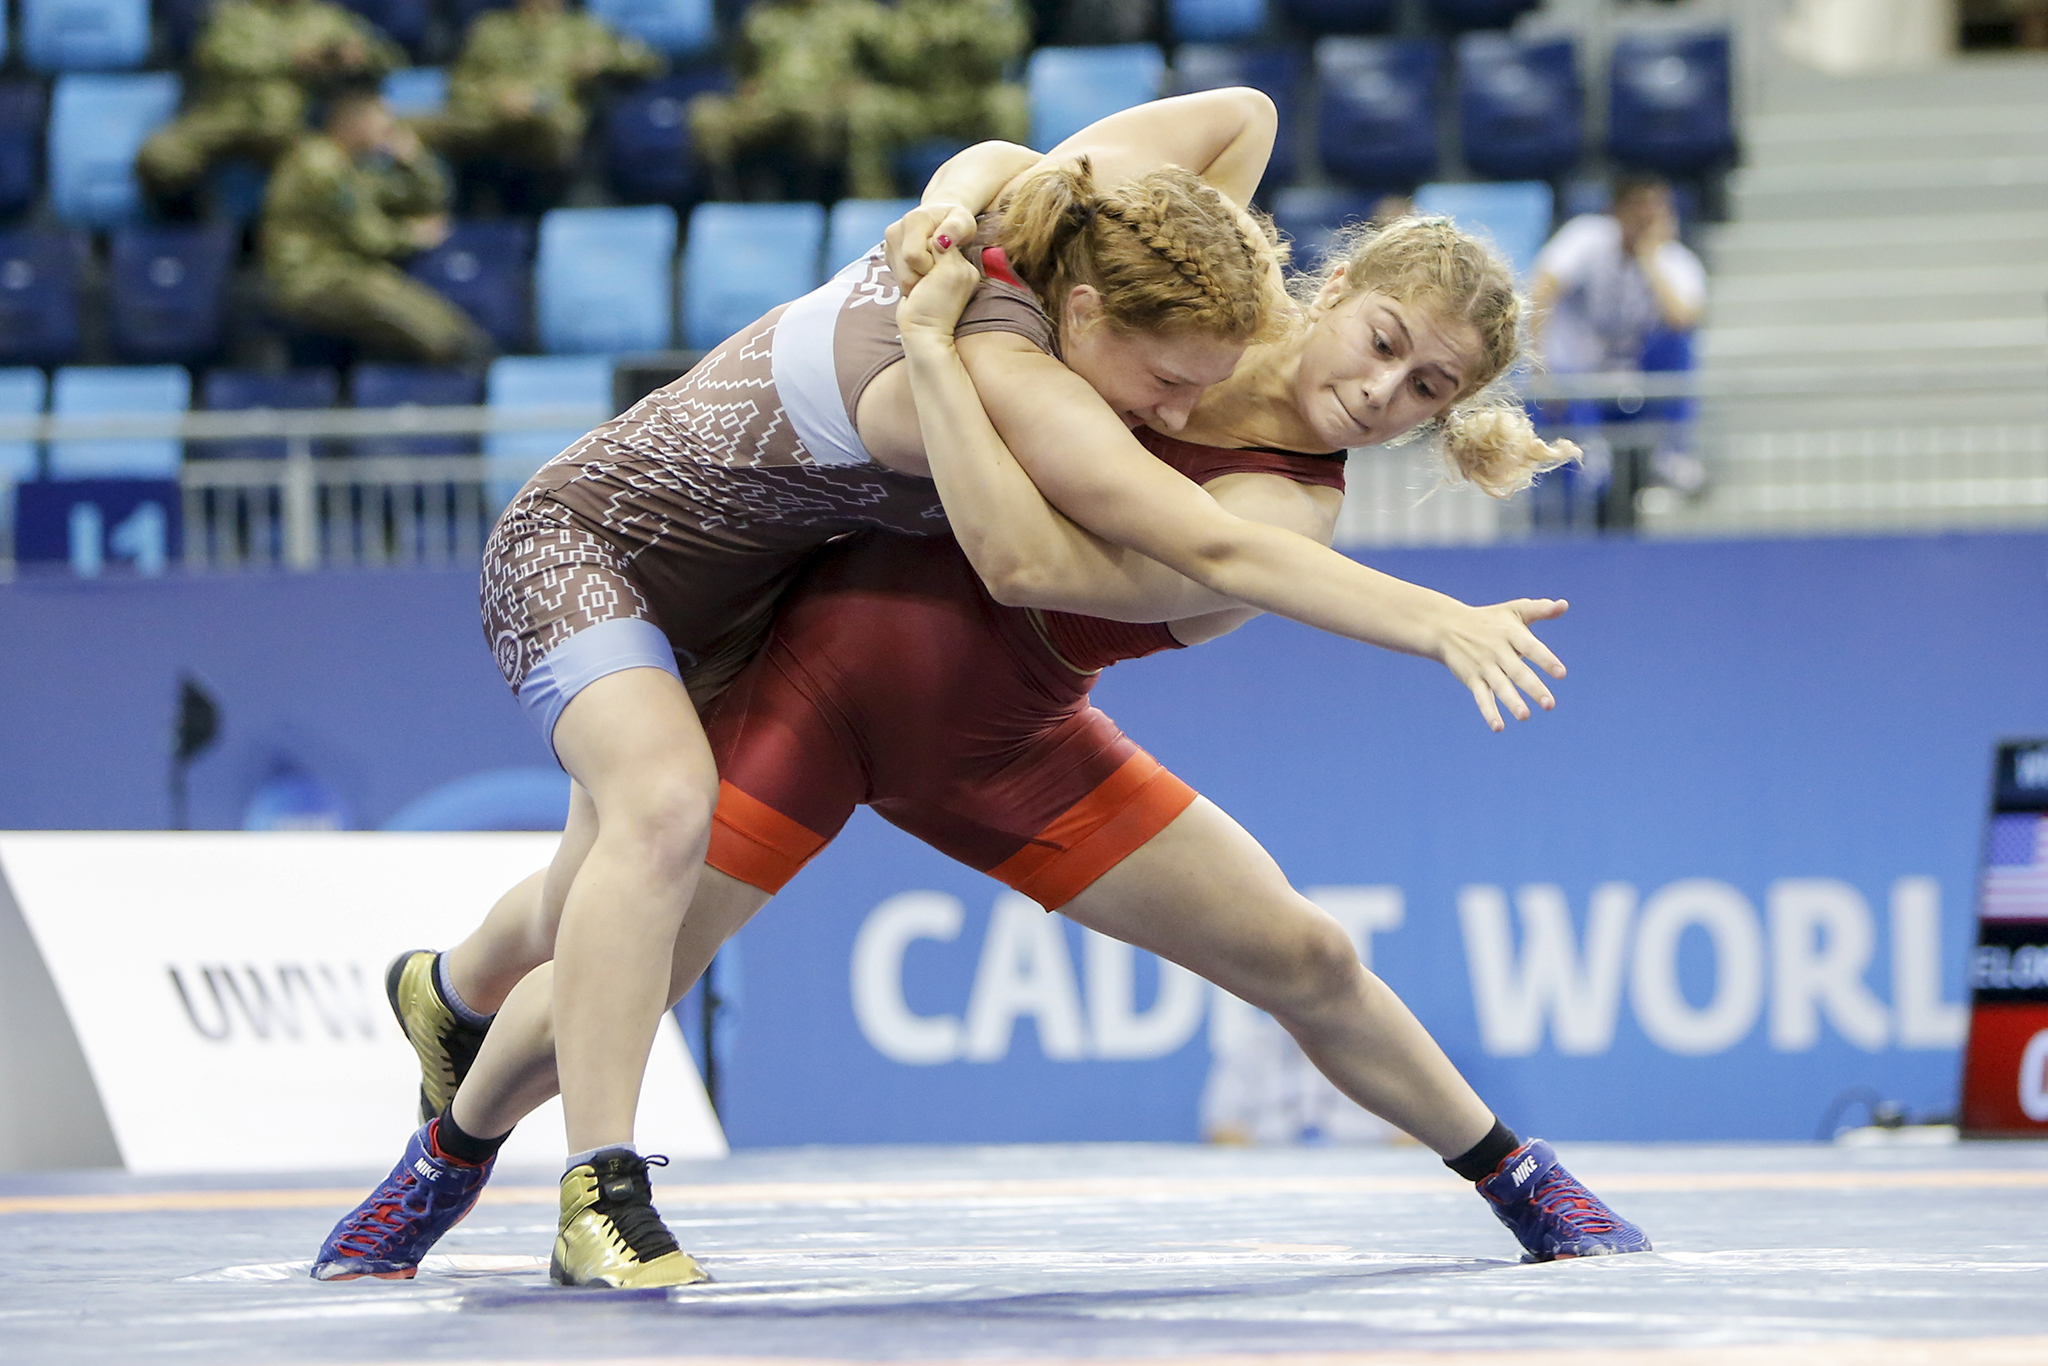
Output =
[
  {"x1": 877, "y1": 0, "x2": 1026, "y2": 90},
  {"x1": 262, "y1": 134, "x2": 449, "y2": 280},
  {"x1": 736, "y1": 0, "x2": 890, "y2": 94},
  {"x1": 446, "y1": 8, "x2": 663, "y2": 117},
  {"x1": 192, "y1": 0, "x2": 403, "y2": 100}
]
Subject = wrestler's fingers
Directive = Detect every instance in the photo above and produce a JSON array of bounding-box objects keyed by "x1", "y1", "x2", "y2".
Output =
[
  {"x1": 1488, "y1": 665, "x2": 1532, "y2": 722},
  {"x1": 1507, "y1": 657, "x2": 1556, "y2": 711},
  {"x1": 1516, "y1": 629, "x2": 1567, "y2": 679},
  {"x1": 1513, "y1": 597, "x2": 1569, "y2": 623},
  {"x1": 1467, "y1": 675, "x2": 1506, "y2": 733}
]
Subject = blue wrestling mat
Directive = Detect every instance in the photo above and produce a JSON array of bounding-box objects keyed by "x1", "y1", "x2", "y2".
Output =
[{"x1": 5, "y1": 1140, "x2": 2048, "y2": 1365}]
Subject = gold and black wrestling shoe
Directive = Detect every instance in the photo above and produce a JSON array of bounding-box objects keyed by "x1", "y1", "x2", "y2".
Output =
[
  {"x1": 551, "y1": 1150, "x2": 708, "y2": 1289},
  {"x1": 385, "y1": 950, "x2": 489, "y2": 1124}
]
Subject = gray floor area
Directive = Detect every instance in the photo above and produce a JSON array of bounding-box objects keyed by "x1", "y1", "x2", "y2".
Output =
[{"x1": 5, "y1": 1140, "x2": 2048, "y2": 1364}]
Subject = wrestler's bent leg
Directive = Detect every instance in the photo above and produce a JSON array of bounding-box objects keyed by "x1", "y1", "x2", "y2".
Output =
[
  {"x1": 441, "y1": 781, "x2": 600, "y2": 1015},
  {"x1": 1058, "y1": 797, "x2": 1496, "y2": 1160}
]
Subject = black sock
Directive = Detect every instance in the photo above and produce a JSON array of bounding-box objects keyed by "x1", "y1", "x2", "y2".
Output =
[
  {"x1": 432, "y1": 1109, "x2": 511, "y2": 1166},
  {"x1": 1445, "y1": 1118, "x2": 1522, "y2": 1182}
]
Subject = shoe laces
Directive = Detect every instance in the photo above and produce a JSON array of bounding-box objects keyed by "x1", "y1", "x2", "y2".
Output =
[
  {"x1": 592, "y1": 1154, "x2": 679, "y2": 1263},
  {"x1": 1527, "y1": 1167, "x2": 1622, "y2": 1234},
  {"x1": 332, "y1": 1171, "x2": 422, "y2": 1257}
]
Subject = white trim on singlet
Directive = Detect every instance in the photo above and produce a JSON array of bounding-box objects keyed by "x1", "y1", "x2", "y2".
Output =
[{"x1": 770, "y1": 254, "x2": 877, "y2": 470}]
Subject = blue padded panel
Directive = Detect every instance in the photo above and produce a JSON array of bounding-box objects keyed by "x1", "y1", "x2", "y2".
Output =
[
  {"x1": 679, "y1": 200, "x2": 825, "y2": 352},
  {"x1": 1456, "y1": 34, "x2": 1581, "y2": 182},
  {"x1": 1275, "y1": 0, "x2": 1394, "y2": 34},
  {"x1": 196, "y1": 368, "x2": 340, "y2": 461},
  {"x1": 108, "y1": 223, "x2": 236, "y2": 365},
  {"x1": 340, "y1": 0, "x2": 431, "y2": 58},
  {"x1": 1172, "y1": 43, "x2": 1305, "y2": 192},
  {"x1": 348, "y1": 363, "x2": 481, "y2": 457},
  {"x1": 1269, "y1": 185, "x2": 1380, "y2": 273},
  {"x1": 406, "y1": 218, "x2": 534, "y2": 353},
  {"x1": 1607, "y1": 29, "x2": 1734, "y2": 175},
  {"x1": 1412, "y1": 179, "x2": 1553, "y2": 281},
  {"x1": 1314, "y1": 36, "x2": 1440, "y2": 191},
  {"x1": 48, "y1": 364, "x2": 190, "y2": 479},
  {"x1": 586, "y1": 0, "x2": 714, "y2": 57},
  {"x1": 0, "y1": 82, "x2": 48, "y2": 220},
  {"x1": 1169, "y1": 0, "x2": 1267, "y2": 43},
  {"x1": 483, "y1": 353, "x2": 612, "y2": 505},
  {"x1": 825, "y1": 198, "x2": 915, "y2": 277},
  {"x1": 0, "y1": 227, "x2": 86, "y2": 367},
  {"x1": 1026, "y1": 44, "x2": 1165, "y2": 152},
  {"x1": 380, "y1": 65, "x2": 447, "y2": 117},
  {"x1": 605, "y1": 66, "x2": 730, "y2": 205},
  {"x1": 22, "y1": 0, "x2": 150, "y2": 71},
  {"x1": 0, "y1": 367, "x2": 48, "y2": 483},
  {"x1": 49, "y1": 72, "x2": 180, "y2": 227},
  {"x1": 537, "y1": 204, "x2": 678, "y2": 355}
]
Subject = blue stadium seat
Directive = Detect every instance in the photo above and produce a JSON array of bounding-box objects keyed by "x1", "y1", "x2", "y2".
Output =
[
  {"x1": 341, "y1": 0, "x2": 432, "y2": 58},
  {"x1": 406, "y1": 218, "x2": 533, "y2": 353},
  {"x1": 605, "y1": 66, "x2": 730, "y2": 205},
  {"x1": 892, "y1": 137, "x2": 968, "y2": 200},
  {"x1": 0, "y1": 367, "x2": 47, "y2": 485},
  {"x1": 204, "y1": 158, "x2": 270, "y2": 225},
  {"x1": 108, "y1": 223, "x2": 236, "y2": 365},
  {"x1": 825, "y1": 198, "x2": 915, "y2": 276},
  {"x1": 380, "y1": 66, "x2": 447, "y2": 117},
  {"x1": 49, "y1": 72, "x2": 180, "y2": 227},
  {"x1": 0, "y1": 82, "x2": 46, "y2": 221},
  {"x1": 1026, "y1": 44, "x2": 1166, "y2": 152},
  {"x1": 680, "y1": 201, "x2": 825, "y2": 351},
  {"x1": 1457, "y1": 34, "x2": 1581, "y2": 182},
  {"x1": 348, "y1": 364, "x2": 482, "y2": 458},
  {"x1": 160, "y1": 0, "x2": 211, "y2": 59},
  {"x1": 1275, "y1": 0, "x2": 1395, "y2": 34},
  {"x1": 1314, "y1": 36, "x2": 1440, "y2": 191},
  {"x1": 1412, "y1": 179, "x2": 1552, "y2": 281},
  {"x1": 536, "y1": 204, "x2": 677, "y2": 354},
  {"x1": 1269, "y1": 186, "x2": 1380, "y2": 272},
  {"x1": 1425, "y1": 0, "x2": 1536, "y2": 32},
  {"x1": 22, "y1": 0, "x2": 150, "y2": 70},
  {"x1": 48, "y1": 364, "x2": 190, "y2": 479},
  {"x1": 586, "y1": 0, "x2": 714, "y2": 57},
  {"x1": 1169, "y1": 0, "x2": 1267, "y2": 43},
  {"x1": 1607, "y1": 29, "x2": 1734, "y2": 175},
  {"x1": 0, "y1": 227, "x2": 86, "y2": 367},
  {"x1": 1173, "y1": 44, "x2": 1305, "y2": 192},
  {"x1": 483, "y1": 354, "x2": 611, "y2": 505},
  {"x1": 447, "y1": 0, "x2": 513, "y2": 25},
  {"x1": 196, "y1": 368, "x2": 340, "y2": 461}
]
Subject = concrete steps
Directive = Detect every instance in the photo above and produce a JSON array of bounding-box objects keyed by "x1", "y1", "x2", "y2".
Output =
[{"x1": 1655, "y1": 54, "x2": 2048, "y2": 536}]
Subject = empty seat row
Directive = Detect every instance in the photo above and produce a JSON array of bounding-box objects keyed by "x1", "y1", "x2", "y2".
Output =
[
  {"x1": 1171, "y1": 0, "x2": 1540, "y2": 42},
  {"x1": 0, "y1": 354, "x2": 609, "y2": 482},
  {"x1": 1037, "y1": 30, "x2": 1732, "y2": 181},
  {"x1": 10, "y1": 0, "x2": 716, "y2": 71}
]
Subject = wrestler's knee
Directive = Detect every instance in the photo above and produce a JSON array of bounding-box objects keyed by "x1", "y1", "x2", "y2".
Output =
[
  {"x1": 601, "y1": 766, "x2": 717, "y2": 884},
  {"x1": 1255, "y1": 905, "x2": 1368, "y2": 1024}
]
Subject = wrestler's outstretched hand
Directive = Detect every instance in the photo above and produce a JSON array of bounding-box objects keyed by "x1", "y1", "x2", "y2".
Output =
[
  {"x1": 1435, "y1": 598, "x2": 1569, "y2": 733},
  {"x1": 886, "y1": 202, "x2": 977, "y2": 292},
  {"x1": 896, "y1": 243, "x2": 980, "y2": 341}
]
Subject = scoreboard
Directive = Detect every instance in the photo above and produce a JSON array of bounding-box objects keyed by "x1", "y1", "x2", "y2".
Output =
[{"x1": 1960, "y1": 740, "x2": 2048, "y2": 1134}]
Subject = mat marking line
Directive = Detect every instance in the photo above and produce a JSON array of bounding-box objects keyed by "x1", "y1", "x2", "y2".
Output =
[{"x1": 10, "y1": 1167, "x2": 2048, "y2": 1216}]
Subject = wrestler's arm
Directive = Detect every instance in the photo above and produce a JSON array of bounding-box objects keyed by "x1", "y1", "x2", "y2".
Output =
[
  {"x1": 937, "y1": 333, "x2": 1565, "y2": 730},
  {"x1": 889, "y1": 87, "x2": 1277, "y2": 285}
]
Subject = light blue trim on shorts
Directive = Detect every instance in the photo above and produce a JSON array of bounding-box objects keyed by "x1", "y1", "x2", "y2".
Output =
[{"x1": 518, "y1": 617, "x2": 684, "y2": 760}]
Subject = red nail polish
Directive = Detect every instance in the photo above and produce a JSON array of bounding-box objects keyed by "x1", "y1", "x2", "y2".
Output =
[{"x1": 935, "y1": 234, "x2": 953, "y2": 250}]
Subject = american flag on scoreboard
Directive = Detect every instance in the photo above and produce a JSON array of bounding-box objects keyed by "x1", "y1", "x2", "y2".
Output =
[{"x1": 1982, "y1": 812, "x2": 2048, "y2": 919}]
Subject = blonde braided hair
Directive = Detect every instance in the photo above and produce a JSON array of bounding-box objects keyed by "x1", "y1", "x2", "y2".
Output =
[
  {"x1": 998, "y1": 158, "x2": 1283, "y2": 346},
  {"x1": 1292, "y1": 214, "x2": 1577, "y2": 498}
]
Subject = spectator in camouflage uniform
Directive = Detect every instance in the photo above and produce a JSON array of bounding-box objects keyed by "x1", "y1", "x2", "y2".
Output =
[
  {"x1": 137, "y1": 0, "x2": 404, "y2": 207},
  {"x1": 262, "y1": 89, "x2": 492, "y2": 365},
  {"x1": 426, "y1": 0, "x2": 664, "y2": 176},
  {"x1": 687, "y1": 0, "x2": 891, "y2": 197},
  {"x1": 846, "y1": 0, "x2": 1027, "y2": 199}
]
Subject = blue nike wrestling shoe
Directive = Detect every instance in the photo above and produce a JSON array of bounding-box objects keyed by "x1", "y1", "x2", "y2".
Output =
[
  {"x1": 1476, "y1": 1138, "x2": 1651, "y2": 1262},
  {"x1": 310, "y1": 1121, "x2": 494, "y2": 1280}
]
